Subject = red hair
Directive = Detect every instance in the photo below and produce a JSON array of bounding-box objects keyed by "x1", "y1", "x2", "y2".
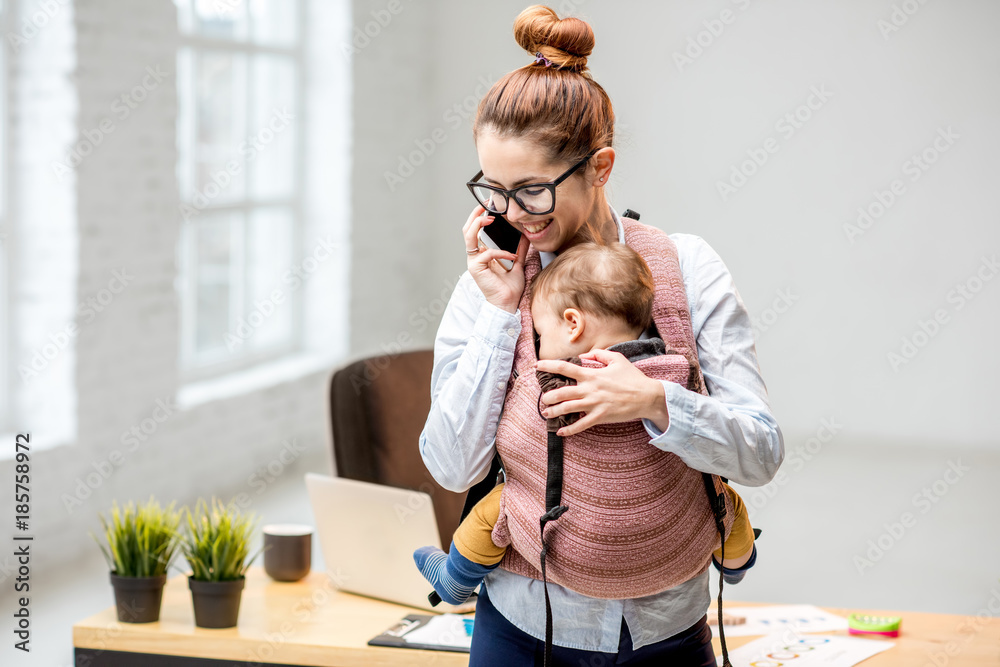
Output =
[{"x1": 473, "y1": 5, "x2": 615, "y2": 169}]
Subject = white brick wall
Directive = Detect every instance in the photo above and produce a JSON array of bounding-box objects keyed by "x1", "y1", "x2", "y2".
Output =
[
  {"x1": 0, "y1": 0, "x2": 348, "y2": 576},
  {"x1": 7, "y1": 0, "x2": 78, "y2": 451}
]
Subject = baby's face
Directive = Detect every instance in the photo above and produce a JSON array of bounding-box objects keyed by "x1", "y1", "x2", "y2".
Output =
[{"x1": 531, "y1": 296, "x2": 591, "y2": 360}]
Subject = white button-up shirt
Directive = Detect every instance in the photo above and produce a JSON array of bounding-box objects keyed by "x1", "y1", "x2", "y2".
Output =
[{"x1": 418, "y1": 204, "x2": 784, "y2": 651}]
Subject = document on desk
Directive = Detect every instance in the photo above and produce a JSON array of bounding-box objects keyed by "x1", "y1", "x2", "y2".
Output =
[
  {"x1": 368, "y1": 613, "x2": 473, "y2": 653},
  {"x1": 710, "y1": 604, "x2": 849, "y2": 637},
  {"x1": 720, "y1": 632, "x2": 894, "y2": 667}
]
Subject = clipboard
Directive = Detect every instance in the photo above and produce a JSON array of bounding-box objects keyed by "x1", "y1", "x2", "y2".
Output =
[{"x1": 368, "y1": 613, "x2": 474, "y2": 653}]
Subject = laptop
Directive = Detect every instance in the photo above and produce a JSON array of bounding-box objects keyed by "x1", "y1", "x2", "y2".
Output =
[{"x1": 304, "y1": 473, "x2": 478, "y2": 614}]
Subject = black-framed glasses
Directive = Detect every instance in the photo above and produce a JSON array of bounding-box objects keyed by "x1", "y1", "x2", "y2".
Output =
[{"x1": 467, "y1": 150, "x2": 597, "y2": 216}]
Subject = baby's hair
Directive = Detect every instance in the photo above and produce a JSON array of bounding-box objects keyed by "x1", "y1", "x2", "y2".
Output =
[{"x1": 530, "y1": 242, "x2": 654, "y2": 333}]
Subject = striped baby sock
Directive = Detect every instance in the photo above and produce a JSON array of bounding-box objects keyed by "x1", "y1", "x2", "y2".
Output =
[{"x1": 413, "y1": 540, "x2": 498, "y2": 605}]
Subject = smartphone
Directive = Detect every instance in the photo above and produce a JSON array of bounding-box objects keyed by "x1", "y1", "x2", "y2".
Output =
[{"x1": 477, "y1": 213, "x2": 522, "y2": 271}]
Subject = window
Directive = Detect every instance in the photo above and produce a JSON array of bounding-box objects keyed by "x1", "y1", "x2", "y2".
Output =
[
  {"x1": 0, "y1": 0, "x2": 8, "y2": 428},
  {"x1": 176, "y1": 0, "x2": 303, "y2": 378}
]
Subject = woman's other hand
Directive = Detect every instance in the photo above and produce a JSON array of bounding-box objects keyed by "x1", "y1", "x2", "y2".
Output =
[
  {"x1": 463, "y1": 205, "x2": 530, "y2": 314},
  {"x1": 536, "y1": 349, "x2": 670, "y2": 436}
]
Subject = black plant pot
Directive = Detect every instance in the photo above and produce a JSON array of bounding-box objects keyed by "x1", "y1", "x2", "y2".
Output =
[
  {"x1": 188, "y1": 576, "x2": 245, "y2": 628},
  {"x1": 109, "y1": 572, "x2": 168, "y2": 623}
]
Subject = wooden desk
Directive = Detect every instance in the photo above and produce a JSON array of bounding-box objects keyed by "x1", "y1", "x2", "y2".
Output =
[
  {"x1": 74, "y1": 568, "x2": 467, "y2": 666},
  {"x1": 73, "y1": 568, "x2": 1000, "y2": 666}
]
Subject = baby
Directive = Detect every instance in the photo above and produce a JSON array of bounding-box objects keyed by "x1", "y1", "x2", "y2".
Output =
[{"x1": 414, "y1": 242, "x2": 757, "y2": 605}]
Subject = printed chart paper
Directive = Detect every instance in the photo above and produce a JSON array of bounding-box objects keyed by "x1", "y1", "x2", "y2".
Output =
[
  {"x1": 710, "y1": 604, "x2": 849, "y2": 637},
  {"x1": 719, "y1": 632, "x2": 894, "y2": 667},
  {"x1": 401, "y1": 613, "x2": 473, "y2": 650}
]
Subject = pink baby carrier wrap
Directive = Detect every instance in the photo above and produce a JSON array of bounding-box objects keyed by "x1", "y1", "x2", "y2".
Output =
[{"x1": 490, "y1": 217, "x2": 735, "y2": 600}]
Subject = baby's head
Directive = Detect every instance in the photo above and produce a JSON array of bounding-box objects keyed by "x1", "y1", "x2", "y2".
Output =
[{"x1": 530, "y1": 242, "x2": 654, "y2": 360}]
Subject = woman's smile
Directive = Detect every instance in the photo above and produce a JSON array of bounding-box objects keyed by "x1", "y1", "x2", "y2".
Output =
[{"x1": 521, "y1": 217, "x2": 554, "y2": 239}]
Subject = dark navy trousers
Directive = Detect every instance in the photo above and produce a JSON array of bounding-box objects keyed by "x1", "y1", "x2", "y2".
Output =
[{"x1": 469, "y1": 584, "x2": 717, "y2": 666}]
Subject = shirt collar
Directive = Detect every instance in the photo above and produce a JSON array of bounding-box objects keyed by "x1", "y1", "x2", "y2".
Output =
[{"x1": 539, "y1": 204, "x2": 625, "y2": 269}]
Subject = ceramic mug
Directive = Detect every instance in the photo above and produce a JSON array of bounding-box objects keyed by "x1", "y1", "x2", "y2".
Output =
[{"x1": 262, "y1": 524, "x2": 313, "y2": 582}]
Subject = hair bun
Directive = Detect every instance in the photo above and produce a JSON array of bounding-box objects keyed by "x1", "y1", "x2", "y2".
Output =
[{"x1": 514, "y1": 5, "x2": 594, "y2": 73}]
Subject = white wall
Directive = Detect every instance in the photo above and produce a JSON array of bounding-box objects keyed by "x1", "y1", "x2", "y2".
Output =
[
  {"x1": 348, "y1": 0, "x2": 445, "y2": 358},
  {"x1": 352, "y1": 0, "x2": 1000, "y2": 452},
  {"x1": 0, "y1": 0, "x2": 349, "y2": 577},
  {"x1": 0, "y1": 0, "x2": 993, "y2": 614},
  {"x1": 344, "y1": 0, "x2": 1000, "y2": 619}
]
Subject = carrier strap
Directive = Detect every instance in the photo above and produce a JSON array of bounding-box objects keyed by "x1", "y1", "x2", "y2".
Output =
[
  {"x1": 702, "y1": 472, "x2": 733, "y2": 667},
  {"x1": 539, "y1": 429, "x2": 569, "y2": 667}
]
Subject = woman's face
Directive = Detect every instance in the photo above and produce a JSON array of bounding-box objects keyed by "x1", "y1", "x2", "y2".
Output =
[{"x1": 475, "y1": 131, "x2": 610, "y2": 254}]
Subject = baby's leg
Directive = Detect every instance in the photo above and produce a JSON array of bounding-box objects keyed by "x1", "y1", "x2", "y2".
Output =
[
  {"x1": 711, "y1": 483, "x2": 757, "y2": 584},
  {"x1": 453, "y1": 482, "x2": 507, "y2": 565},
  {"x1": 413, "y1": 483, "x2": 506, "y2": 605}
]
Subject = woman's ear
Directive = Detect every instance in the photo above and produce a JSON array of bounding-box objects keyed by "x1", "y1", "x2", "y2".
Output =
[
  {"x1": 563, "y1": 308, "x2": 585, "y2": 342},
  {"x1": 591, "y1": 147, "x2": 616, "y2": 186}
]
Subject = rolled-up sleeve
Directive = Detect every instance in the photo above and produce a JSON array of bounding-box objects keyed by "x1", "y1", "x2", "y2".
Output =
[
  {"x1": 419, "y1": 272, "x2": 522, "y2": 493},
  {"x1": 642, "y1": 234, "x2": 784, "y2": 487}
]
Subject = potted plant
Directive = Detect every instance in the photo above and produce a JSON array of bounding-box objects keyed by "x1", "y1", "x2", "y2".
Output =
[
  {"x1": 181, "y1": 498, "x2": 261, "y2": 629},
  {"x1": 94, "y1": 497, "x2": 182, "y2": 623}
]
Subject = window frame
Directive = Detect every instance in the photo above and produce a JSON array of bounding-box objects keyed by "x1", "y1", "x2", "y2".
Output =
[
  {"x1": 176, "y1": 1, "x2": 307, "y2": 382},
  {"x1": 0, "y1": 0, "x2": 10, "y2": 430}
]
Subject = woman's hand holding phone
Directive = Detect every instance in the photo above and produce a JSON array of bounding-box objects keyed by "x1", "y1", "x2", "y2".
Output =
[{"x1": 463, "y1": 205, "x2": 530, "y2": 314}]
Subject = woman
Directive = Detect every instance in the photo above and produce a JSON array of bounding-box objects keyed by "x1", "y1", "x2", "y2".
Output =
[{"x1": 418, "y1": 6, "x2": 784, "y2": 665}]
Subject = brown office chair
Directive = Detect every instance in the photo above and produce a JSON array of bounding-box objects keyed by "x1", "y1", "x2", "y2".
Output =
[{"x1": 327, "y1": 349, "x2": 467, "y2": 551}]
